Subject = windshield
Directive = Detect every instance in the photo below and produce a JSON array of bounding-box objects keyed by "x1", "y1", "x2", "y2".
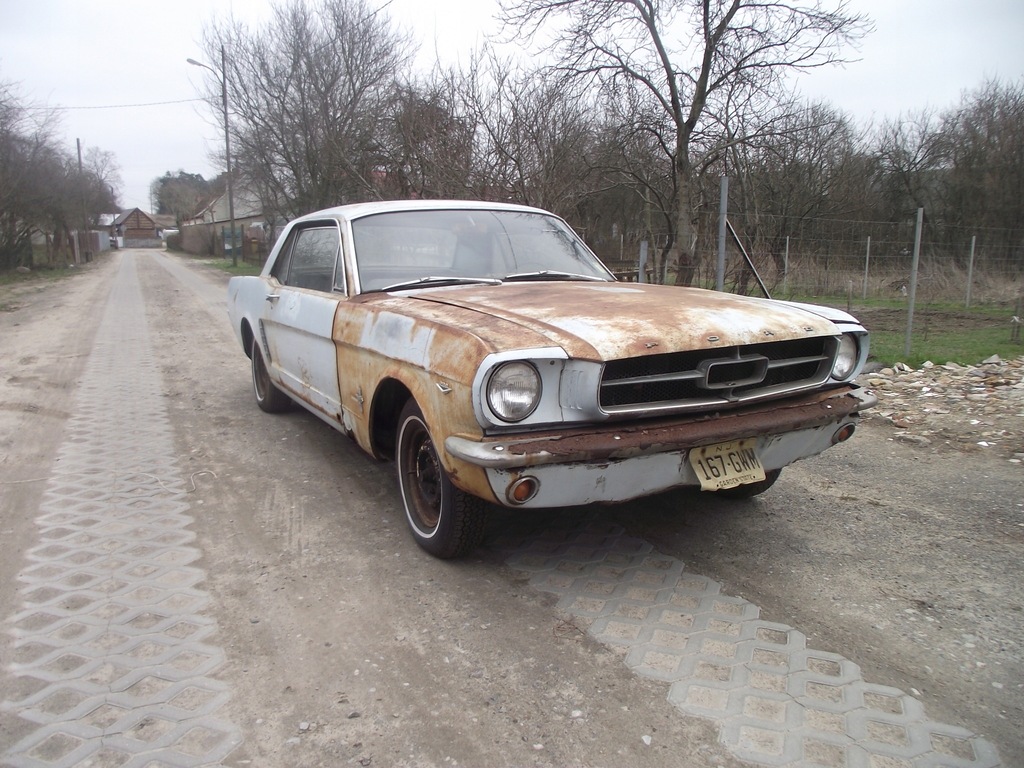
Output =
[{"x1": 351, "y1": 209, "x2": 613, "y2": 292}]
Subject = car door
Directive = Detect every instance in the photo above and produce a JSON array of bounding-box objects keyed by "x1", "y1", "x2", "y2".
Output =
[{"x1": 261, "y1": 222, "x2": 345, "y2": 420}]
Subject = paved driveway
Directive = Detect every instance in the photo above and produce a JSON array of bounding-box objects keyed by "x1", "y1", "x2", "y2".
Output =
[{"x1": 1, "y1": 250, "x2": 1019, "y2": 767}]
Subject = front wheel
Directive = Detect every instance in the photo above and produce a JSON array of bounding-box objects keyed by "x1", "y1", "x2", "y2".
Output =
[
  {"x1": 251, "y1": 336, "x2": 291, "y2": 413},
  {"x1": 396, "y1": 400, "x2": 486, "y2": 559},
  {"x1": 714, "y1": 468, "x2": 782, "y2": 499}
]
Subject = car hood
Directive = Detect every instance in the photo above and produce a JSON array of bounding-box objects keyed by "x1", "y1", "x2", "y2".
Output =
[{"x1": 407, "y1": 282, "x2": 840, "y2": 360}]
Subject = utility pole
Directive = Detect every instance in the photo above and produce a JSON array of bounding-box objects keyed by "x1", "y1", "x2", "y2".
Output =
[
  {"x1": 221, "y1": 45, "x2": 237, "y2": 267},
  {"x1": 188, "y1": 48, "x2": 237, "y2": 266},
  {"x1": 77, "y1": 138, "x2": 90, "y2": 264}
]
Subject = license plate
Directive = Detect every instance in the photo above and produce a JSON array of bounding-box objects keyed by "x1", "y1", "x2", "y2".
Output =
[{"x1": 688, "y1": 438, "x2": 766, "y2": 491}]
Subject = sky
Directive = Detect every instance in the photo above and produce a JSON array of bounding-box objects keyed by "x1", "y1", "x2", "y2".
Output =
[{"x1": 1, "y1": 0, "x2": 1021, "y2": 211}]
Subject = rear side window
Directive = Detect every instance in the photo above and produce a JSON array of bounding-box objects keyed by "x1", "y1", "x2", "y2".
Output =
[{"x1": 272, "y1": 225, "x2": 342, "y2": 292}]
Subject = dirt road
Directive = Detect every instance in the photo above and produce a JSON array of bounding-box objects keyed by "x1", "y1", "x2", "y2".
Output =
[{"x1": 1, "y1": 251, "x2": 1020, "y2": 767}]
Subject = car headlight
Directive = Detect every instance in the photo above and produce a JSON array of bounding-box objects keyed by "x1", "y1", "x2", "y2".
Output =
[
  {"x1": 831, "y1": 334, "x2": 860, "y2": 380},
  {"x1": 487, "y1": 362, "x2": 541, "y2": 422}
]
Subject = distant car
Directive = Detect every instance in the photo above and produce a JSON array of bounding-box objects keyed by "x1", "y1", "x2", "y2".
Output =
[{"x1": 227, "y1": 201, "x2": 875, "y2": 558}]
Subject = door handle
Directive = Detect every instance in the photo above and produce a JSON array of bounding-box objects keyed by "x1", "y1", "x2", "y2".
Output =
[{"x1": 265, "y1": 293, "x2": 281, "y2": 303}]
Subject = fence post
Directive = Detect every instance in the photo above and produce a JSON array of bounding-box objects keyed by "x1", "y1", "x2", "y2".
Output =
[
  {"x1": 638, "y1": 241, "x2": 649, "y2": 284},
  {"x1": 783, "y1": 236, "x2": 789, "y2": 296},
  {"x1": 904, "y1": 208, "x2": 924, "y2": 359},
  {"x1": 862, "y1": 236, "x2": 871, "y2": 299},
  {"x1": 716, "y1": 176, "x2": 728, "y2": 292},
  {"x1": 965, "y1": 235, "x2": 976, "y2": 308}
]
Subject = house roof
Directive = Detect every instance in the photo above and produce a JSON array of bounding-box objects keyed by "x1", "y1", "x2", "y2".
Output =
[{"x1": 113, "y1": 208, "x2": 155, "y2": 226}]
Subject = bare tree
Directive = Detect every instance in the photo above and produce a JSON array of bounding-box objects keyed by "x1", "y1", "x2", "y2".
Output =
[
  {"x1": 936, "y1": 79, "x2": 1024, "y2": 254},
  {"x1": 453, "y1": 52, "x2": 600, "y2": 217},
  {"x1": 584, "y1": 83, "x2": 680, "y2": 276},
  {"x1": 151, "y1": 170, "x2": 211, "y2": 225},
  {"x1": 0, "y1": 80, "x2": 119, "y2": 268},
  {"x1": 499, "y1": 0, "x2": 871, "y2": 284},
  {"x1": 0, "y1": 80, "x2": 59, "y2": 267},
  {"x1": 723, "y1": 100, "x2": 873, "y2": 284},
  {"x1": 82, "y1": 147, "x2": 121, "y2": 209},
  {"x1": 377, "y1": 77, "x2": 478, "y2": 200},
  {"x1": 201, "y1": 0, "x2": 414, "y2": 221},
  {"x1": 874, "y1": 109, "x2": 944, "y2": 218}
]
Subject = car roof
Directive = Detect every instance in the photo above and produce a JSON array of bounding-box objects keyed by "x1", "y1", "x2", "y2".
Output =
[{"x1": 293, "y1": 199, "x2": 553, "y2": 224}]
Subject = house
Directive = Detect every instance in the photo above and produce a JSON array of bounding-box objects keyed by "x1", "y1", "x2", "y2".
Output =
[
  {"x1": 153, "y1": 214, "x2": 178, "y2": 238},
  {"x1": 181, "y1": 186, "x2": 271, "y2": 259},
  {"x1": 112, "y1": 209, "x2": 161, "y2": 248}
]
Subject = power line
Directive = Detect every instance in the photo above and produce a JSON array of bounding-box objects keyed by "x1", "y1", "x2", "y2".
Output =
[{"x1": 24, "y1": 98, "x2": 204, "y2": 112}]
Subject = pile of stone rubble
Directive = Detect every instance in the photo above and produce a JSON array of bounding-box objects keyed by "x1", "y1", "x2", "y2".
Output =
[{"x1": 857, "y1": 355, "x2": 1024, "y2": 462}]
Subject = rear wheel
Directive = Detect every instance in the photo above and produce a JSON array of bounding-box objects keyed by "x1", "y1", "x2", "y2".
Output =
[
  {"x1": 396, "y1": 400, "x2": 486, "y2": 559},
  {"x1": 714, "y1": 468, "x2": 782, "y2": 499},
  {"x1": 251, "y1": 336, "x2": 291, "y2": 413}
]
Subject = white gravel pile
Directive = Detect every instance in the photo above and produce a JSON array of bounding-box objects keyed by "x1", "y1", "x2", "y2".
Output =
[{"x1": 859, "y1": 355, "x2": 1024, "y2": 459}]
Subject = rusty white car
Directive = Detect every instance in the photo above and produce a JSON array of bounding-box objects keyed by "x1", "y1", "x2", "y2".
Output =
[{"x1": 228, "y1": 200, "x2": 875, "y2": 558}]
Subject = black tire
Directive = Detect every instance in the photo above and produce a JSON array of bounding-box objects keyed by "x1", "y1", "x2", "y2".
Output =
[
  {"x1": 714, "y1": 468, "x2": 782, "y2": 499},
  {"x1": 396, "y1": 400, "x2": 486, "y2": 559},
  {"x1": 251, "y1": 336, "x2": 291, "y2": 413}
]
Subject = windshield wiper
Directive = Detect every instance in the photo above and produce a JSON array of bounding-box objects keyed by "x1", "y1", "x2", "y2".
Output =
[
  {"x1": 380, "y1": 276, "x2": 502, "y2": 292},
  {"x1": 502, "y1": 270, "x2": 610, "y2": 282}
]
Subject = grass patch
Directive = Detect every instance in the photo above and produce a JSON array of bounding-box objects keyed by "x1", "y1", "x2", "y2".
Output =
[
  {"x1": 0, "y1": 264, "x2": 83, "y2": 287},
  {"x1": 794, "y1": 293, "x2": 1013, "y2": 316},
  {"x1": 868, "y1": 326, "x2": 1023, "y2": 368},
  {"x1": 789, "y1": 295, "x2": 1024, "y2": 367},
  {"x1": 201, "y1": 257, "x2": 263, "y2": 277},
  {"x1": 817, "y1": 300, "x2": 1021, "y2": 367}
]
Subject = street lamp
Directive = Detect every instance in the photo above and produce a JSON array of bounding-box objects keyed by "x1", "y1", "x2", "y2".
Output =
[{"x1": 188, "y1": 47, "x2": 237, "y2": 267}]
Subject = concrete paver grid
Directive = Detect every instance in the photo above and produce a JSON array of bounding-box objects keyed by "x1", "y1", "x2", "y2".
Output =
[
  {"x1": 1, "y1": 254, "x2": 241, "y2": 768},
  {"x1": 0, "y1": 250, "x2": 1005, "y2": 767},
  {"x1": 500, "y1": 522, "x2": 1002, "y2": 768}
]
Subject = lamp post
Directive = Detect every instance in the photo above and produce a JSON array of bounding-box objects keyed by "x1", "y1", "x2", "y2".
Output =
[{"x1": 188, "y1": 47, "x2": 237, "y2": 267}]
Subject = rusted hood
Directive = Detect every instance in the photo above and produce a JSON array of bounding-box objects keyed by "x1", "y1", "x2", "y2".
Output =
[{"x1": 409, "y1": 282, "x2": 839, "y2": 360}]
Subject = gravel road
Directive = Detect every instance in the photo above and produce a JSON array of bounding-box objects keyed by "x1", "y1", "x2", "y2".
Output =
[{"x1": 1, "y1": 251, "x2": 1020, "y2": 767}]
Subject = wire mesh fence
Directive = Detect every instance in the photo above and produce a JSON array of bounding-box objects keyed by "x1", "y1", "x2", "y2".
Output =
[{"x1": 600, "y1": 212, "x2": 1024, "y2": 308}]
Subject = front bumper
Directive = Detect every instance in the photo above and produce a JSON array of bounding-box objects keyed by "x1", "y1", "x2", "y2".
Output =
[{"x1": 444, "y1": 385, "x2": 876, "y2": 508}]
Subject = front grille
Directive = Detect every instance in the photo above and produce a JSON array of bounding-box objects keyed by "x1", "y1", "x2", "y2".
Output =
[{"x1": 600, "y1": 336, "x2": 837, "y2": 413}]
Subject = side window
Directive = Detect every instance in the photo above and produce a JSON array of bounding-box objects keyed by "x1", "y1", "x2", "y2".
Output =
[
  {"x1": 278, "y1": 225, "x2": 342, "y2": 292},
  {"x1": 269, "y1": 231, "x2": 296, "y2": 284}
]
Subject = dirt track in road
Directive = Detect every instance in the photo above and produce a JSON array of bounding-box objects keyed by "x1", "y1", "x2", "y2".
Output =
[{"x1": 1, "y1": 251, "x2": 1021, "y2": 767}]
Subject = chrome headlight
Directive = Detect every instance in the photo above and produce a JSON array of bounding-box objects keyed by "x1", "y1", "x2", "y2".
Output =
[
  {"x1": 487, "y1": 362, "x2": 541, "y2": 422},
  {"x1": 831, "y1": 334, "x2": 860, "y2": 380}
]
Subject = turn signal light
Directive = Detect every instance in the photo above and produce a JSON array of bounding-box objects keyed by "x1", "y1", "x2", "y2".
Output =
[
  {"x1": 832, "y1": 424, "x2": 856, "y2": 445},
  {"x1": 506, "y1": 476, "x2": 540, "y2": 505}
]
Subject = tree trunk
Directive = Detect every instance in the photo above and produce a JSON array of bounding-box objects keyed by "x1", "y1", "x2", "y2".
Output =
[{"x1": 673, "y1": 158, "x2": 699, "y2": 286}]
